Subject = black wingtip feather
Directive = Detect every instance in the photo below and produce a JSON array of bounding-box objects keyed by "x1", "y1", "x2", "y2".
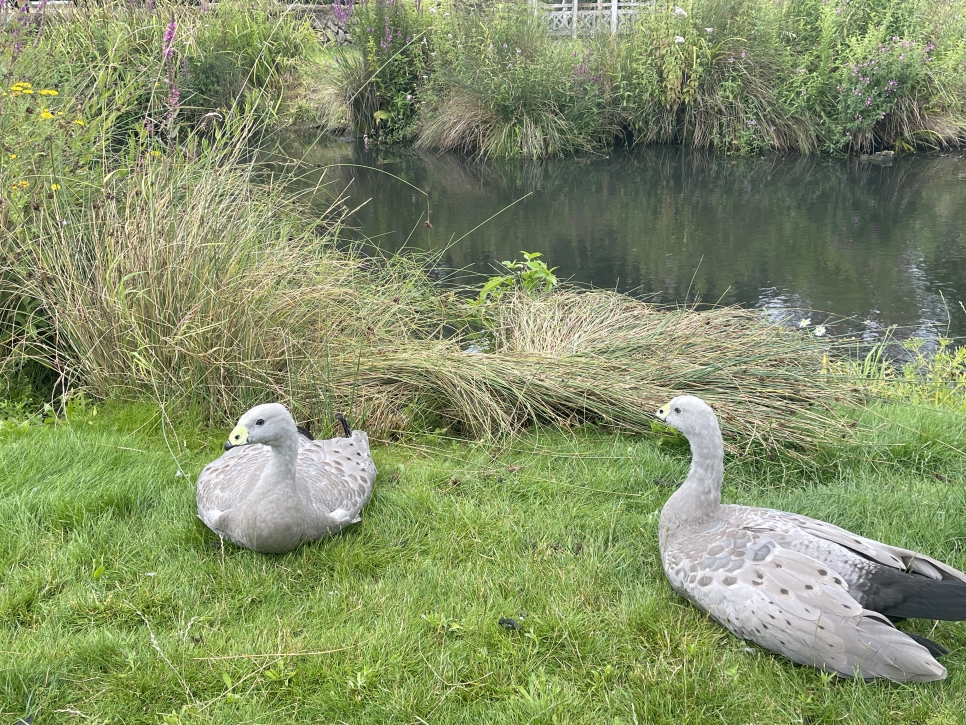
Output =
[
  {"x1": 296, "y1": 424, "x2": 314, "y2": 441},
  {"x1": 875, "y1": 579, "x2": 966, "y2": 621},
  {"x1": 335, "y1": 412, "x2": 352, "y2": 437},
  {"x1": 902, "y1": 631, "x2": 950, "y2": 658}
]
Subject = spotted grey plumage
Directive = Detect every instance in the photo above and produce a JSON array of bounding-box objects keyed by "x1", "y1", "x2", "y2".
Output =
[
  {"x1": 196, "y1": 403, "x2": 376, "y2": 554},
  {"x1": 656, "y1": 395, "x2": 966, "y2": 682}
]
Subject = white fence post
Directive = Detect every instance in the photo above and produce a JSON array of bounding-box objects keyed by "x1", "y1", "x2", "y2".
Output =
[
  {"x1": 572, "y1": 0, "x2": 578, "y2": 37},
  {"x1": 611, "y1": 0, "x2": 617, "y2": 32}
]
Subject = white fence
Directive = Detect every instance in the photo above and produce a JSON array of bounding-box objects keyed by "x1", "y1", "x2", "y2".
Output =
[{"x1": 530, "y1": 0, "x2": 653, "y2": 35}]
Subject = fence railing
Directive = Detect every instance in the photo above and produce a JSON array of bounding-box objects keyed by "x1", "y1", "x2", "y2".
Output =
[{"x1": 530, "y1": 0, "x2": 653, "y2": 35}]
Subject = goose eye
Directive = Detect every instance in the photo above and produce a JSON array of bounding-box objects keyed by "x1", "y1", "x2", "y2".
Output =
[
  {"x1": 674, "y1": 407, "x2": 681, "y2": 414},
  {"x1": 255, "y1": 419, "x2": 265, "y2": 426}
]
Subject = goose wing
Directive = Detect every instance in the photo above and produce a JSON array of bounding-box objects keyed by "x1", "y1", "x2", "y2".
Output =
[
  {"x1": 731, "y1": 505, "x2": 966, "y2": 620},
  {"x1": 195, "y1": 444, "x2": 271, "y2": 532},
  {"x1": 665, "y1": 524, "x2": 947, "y2": 682},
  {"x1": 297, "y1": 430, "x2": 376, "y2": 520},
  {"x1": 773, "y1": 509, "x2": 966, "y2": 582}
]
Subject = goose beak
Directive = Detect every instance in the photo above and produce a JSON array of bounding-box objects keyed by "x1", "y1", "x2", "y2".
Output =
[
  {"x1": 655, "y1": 404, "x2": 670, "y2": 421},
  {"x1": 225, "y1": 424, "x2": 249, "y2": 450}
]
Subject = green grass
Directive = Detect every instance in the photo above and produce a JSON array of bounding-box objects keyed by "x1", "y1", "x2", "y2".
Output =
[{"x1": 1, "y1": 400, "x2": 965, "y2": 723}]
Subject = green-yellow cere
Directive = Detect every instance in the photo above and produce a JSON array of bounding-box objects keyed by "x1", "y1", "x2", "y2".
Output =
[{"x1": 227, "y1": 423, "x2": 249, "y2": 446}]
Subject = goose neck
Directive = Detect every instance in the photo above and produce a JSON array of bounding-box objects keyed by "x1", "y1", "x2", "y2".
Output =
[{"x1": 660, "y1": 425, "x2": 724, "y2": 543}]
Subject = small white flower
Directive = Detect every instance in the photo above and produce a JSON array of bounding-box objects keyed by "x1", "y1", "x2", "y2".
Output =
[
  {"x1": 145, "y1": 572, "x2": 157, "y2": 577},
  {"x1": 798, "y1": 318, "x2": 811, "y2": 327},
  {"x1": 674, "y1": 35, "x2": 685, "y2": 43},
  {"x1": 429, "y1": 6, "x2": 436, "y2": 12},
  {"x1": 814, "y1": 325, "x2": 827, "y2": 337},
  {"x1": 705, "y1": 27, "x2": 713, "y2": 32},
  {"x1": 406, "y1": 94, "x2": 412, "y2": 101},
  {"x1": 673, "y1": 6, "x2": 688, "y2": 16}
]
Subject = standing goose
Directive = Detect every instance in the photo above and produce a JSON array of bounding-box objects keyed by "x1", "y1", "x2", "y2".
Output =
[
  {"x1": 655, "y1": 395, "x2": 966, "y2": 681},
  {"x1": 196, "y1": 403, "x2": 376, "y2": 554}
]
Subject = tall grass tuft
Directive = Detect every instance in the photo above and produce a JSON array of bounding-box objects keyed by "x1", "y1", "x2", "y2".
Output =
[{"x1": 4, "y1": 126, "x2": 447, "y2": 432}]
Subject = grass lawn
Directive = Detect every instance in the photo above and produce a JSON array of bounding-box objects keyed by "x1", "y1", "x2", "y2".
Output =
[{"x1": 1, "y1": 402, "x2": 965, "y2": 724}]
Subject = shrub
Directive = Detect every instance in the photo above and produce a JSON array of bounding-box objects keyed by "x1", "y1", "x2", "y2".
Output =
[
  {"x1": 418, "y1": 3, "x2": 617, "y2": 157},
  {"x1": 349, "y1": 0, "x2": 435, "y2": 139}
]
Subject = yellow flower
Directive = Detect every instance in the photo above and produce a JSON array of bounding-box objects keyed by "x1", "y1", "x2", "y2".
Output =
[
  {"x1": 8, "y1": 154, "x2": 16, "y2": 160},
  {"x1": 57, "y1": 112, "x2": 64, "y2": 116},
  {"x1": 22, "y1": 89, "x2": 34, "y2": 95},
  {"x1": 11, "y1": 180, "x2": 29, "y2": 189},
  {"x1": 73, "y1": 119, "x2": 86, "y2": 126},
  {"x1": 39, "y1": 89, "x2": 58, "y2": 96},
  {"x1": 50, "y1": 184, "x2": 61, "y2": 191},
  {"x1": 40, "y1": 110, "x2": 54, "y2": 120},
  {"x1": 150, "y1": 150, "x2": 162, "y2": 157}
]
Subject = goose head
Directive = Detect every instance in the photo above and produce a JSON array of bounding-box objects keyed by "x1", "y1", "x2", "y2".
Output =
[
  {"x1": 225, "y1": 403, "x2": 297, "y2": 451},
  {"x1": 655, "y1": 395, "x2": 720, "y2": 440}
]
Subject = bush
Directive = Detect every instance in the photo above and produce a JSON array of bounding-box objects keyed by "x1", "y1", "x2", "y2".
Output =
[{"x1": 418, "y1": 3, "x2": 617, "y2": 157}]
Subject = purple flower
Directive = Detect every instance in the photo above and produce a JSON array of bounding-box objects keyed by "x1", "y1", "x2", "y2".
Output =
[{"x1": 162, "y1": 19, "x2": 177, "y2": 60}]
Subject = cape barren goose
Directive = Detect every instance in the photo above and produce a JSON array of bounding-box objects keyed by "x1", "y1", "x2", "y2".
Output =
[
  {"x1": 196, "y1": 404, "x2": 376, "y2": 554},
  {"x1": 656, "y1": 395, "x2": 966, "y2": 681}
]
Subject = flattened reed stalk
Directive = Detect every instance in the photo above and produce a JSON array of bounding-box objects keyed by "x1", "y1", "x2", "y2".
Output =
[{"x1": 358, "y1": 291, "x2": 860, "y2": 455}]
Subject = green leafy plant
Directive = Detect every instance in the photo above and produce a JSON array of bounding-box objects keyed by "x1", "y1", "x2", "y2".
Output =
[
  {"x1": 896, "y1": 337, "x2": 966, "y2": 410},
  {"x1": 476, "y1": 251, "x2": 559, "y2": 305},
  {"x1": 350, "y1": 0, "x2": 434, "y2": 139},
  {"x1": 830, "y1": 34, "x2": 931, "y2": 151}
]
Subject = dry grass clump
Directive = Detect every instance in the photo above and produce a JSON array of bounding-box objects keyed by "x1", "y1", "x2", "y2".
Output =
[
  {"x1": 415, "y1": 89, "x2": 499, "y2": 156},
  {"x1": 354, "y1": 291, "x2": 859, "y2": 453},
  {"x1": 6, "y1": 145, "x2": 447, "y2": 434},
  {"x1": 307, "y1": 47, "x2": 379, "y2": 134}
]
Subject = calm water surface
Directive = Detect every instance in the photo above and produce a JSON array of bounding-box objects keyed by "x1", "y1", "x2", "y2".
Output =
[{"x1": 282, "y1": 140, "x2": 966, "y2": 341}]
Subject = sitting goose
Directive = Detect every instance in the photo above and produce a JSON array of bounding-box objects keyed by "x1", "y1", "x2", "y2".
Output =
[
  {"x1": 196, "y1": 403, "x2": 376, "y2": 554},
  {"x1": 655, "y1": 395, "x2": 966, "y2": 681}
]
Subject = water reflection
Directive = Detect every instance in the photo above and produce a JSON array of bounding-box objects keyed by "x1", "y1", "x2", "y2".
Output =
[{"x1": 278, "y1": 138, "x2": 966, "y2": 341}]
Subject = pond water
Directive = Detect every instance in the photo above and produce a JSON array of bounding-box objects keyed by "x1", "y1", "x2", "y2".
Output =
[{"x1": 279, "y1": 139, "x2": 966, "y2": 342}]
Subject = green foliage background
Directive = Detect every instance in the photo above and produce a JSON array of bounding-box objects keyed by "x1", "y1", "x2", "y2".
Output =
[{"x1": 315, "y1": 0, "x2": 966, "y2": 157}]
